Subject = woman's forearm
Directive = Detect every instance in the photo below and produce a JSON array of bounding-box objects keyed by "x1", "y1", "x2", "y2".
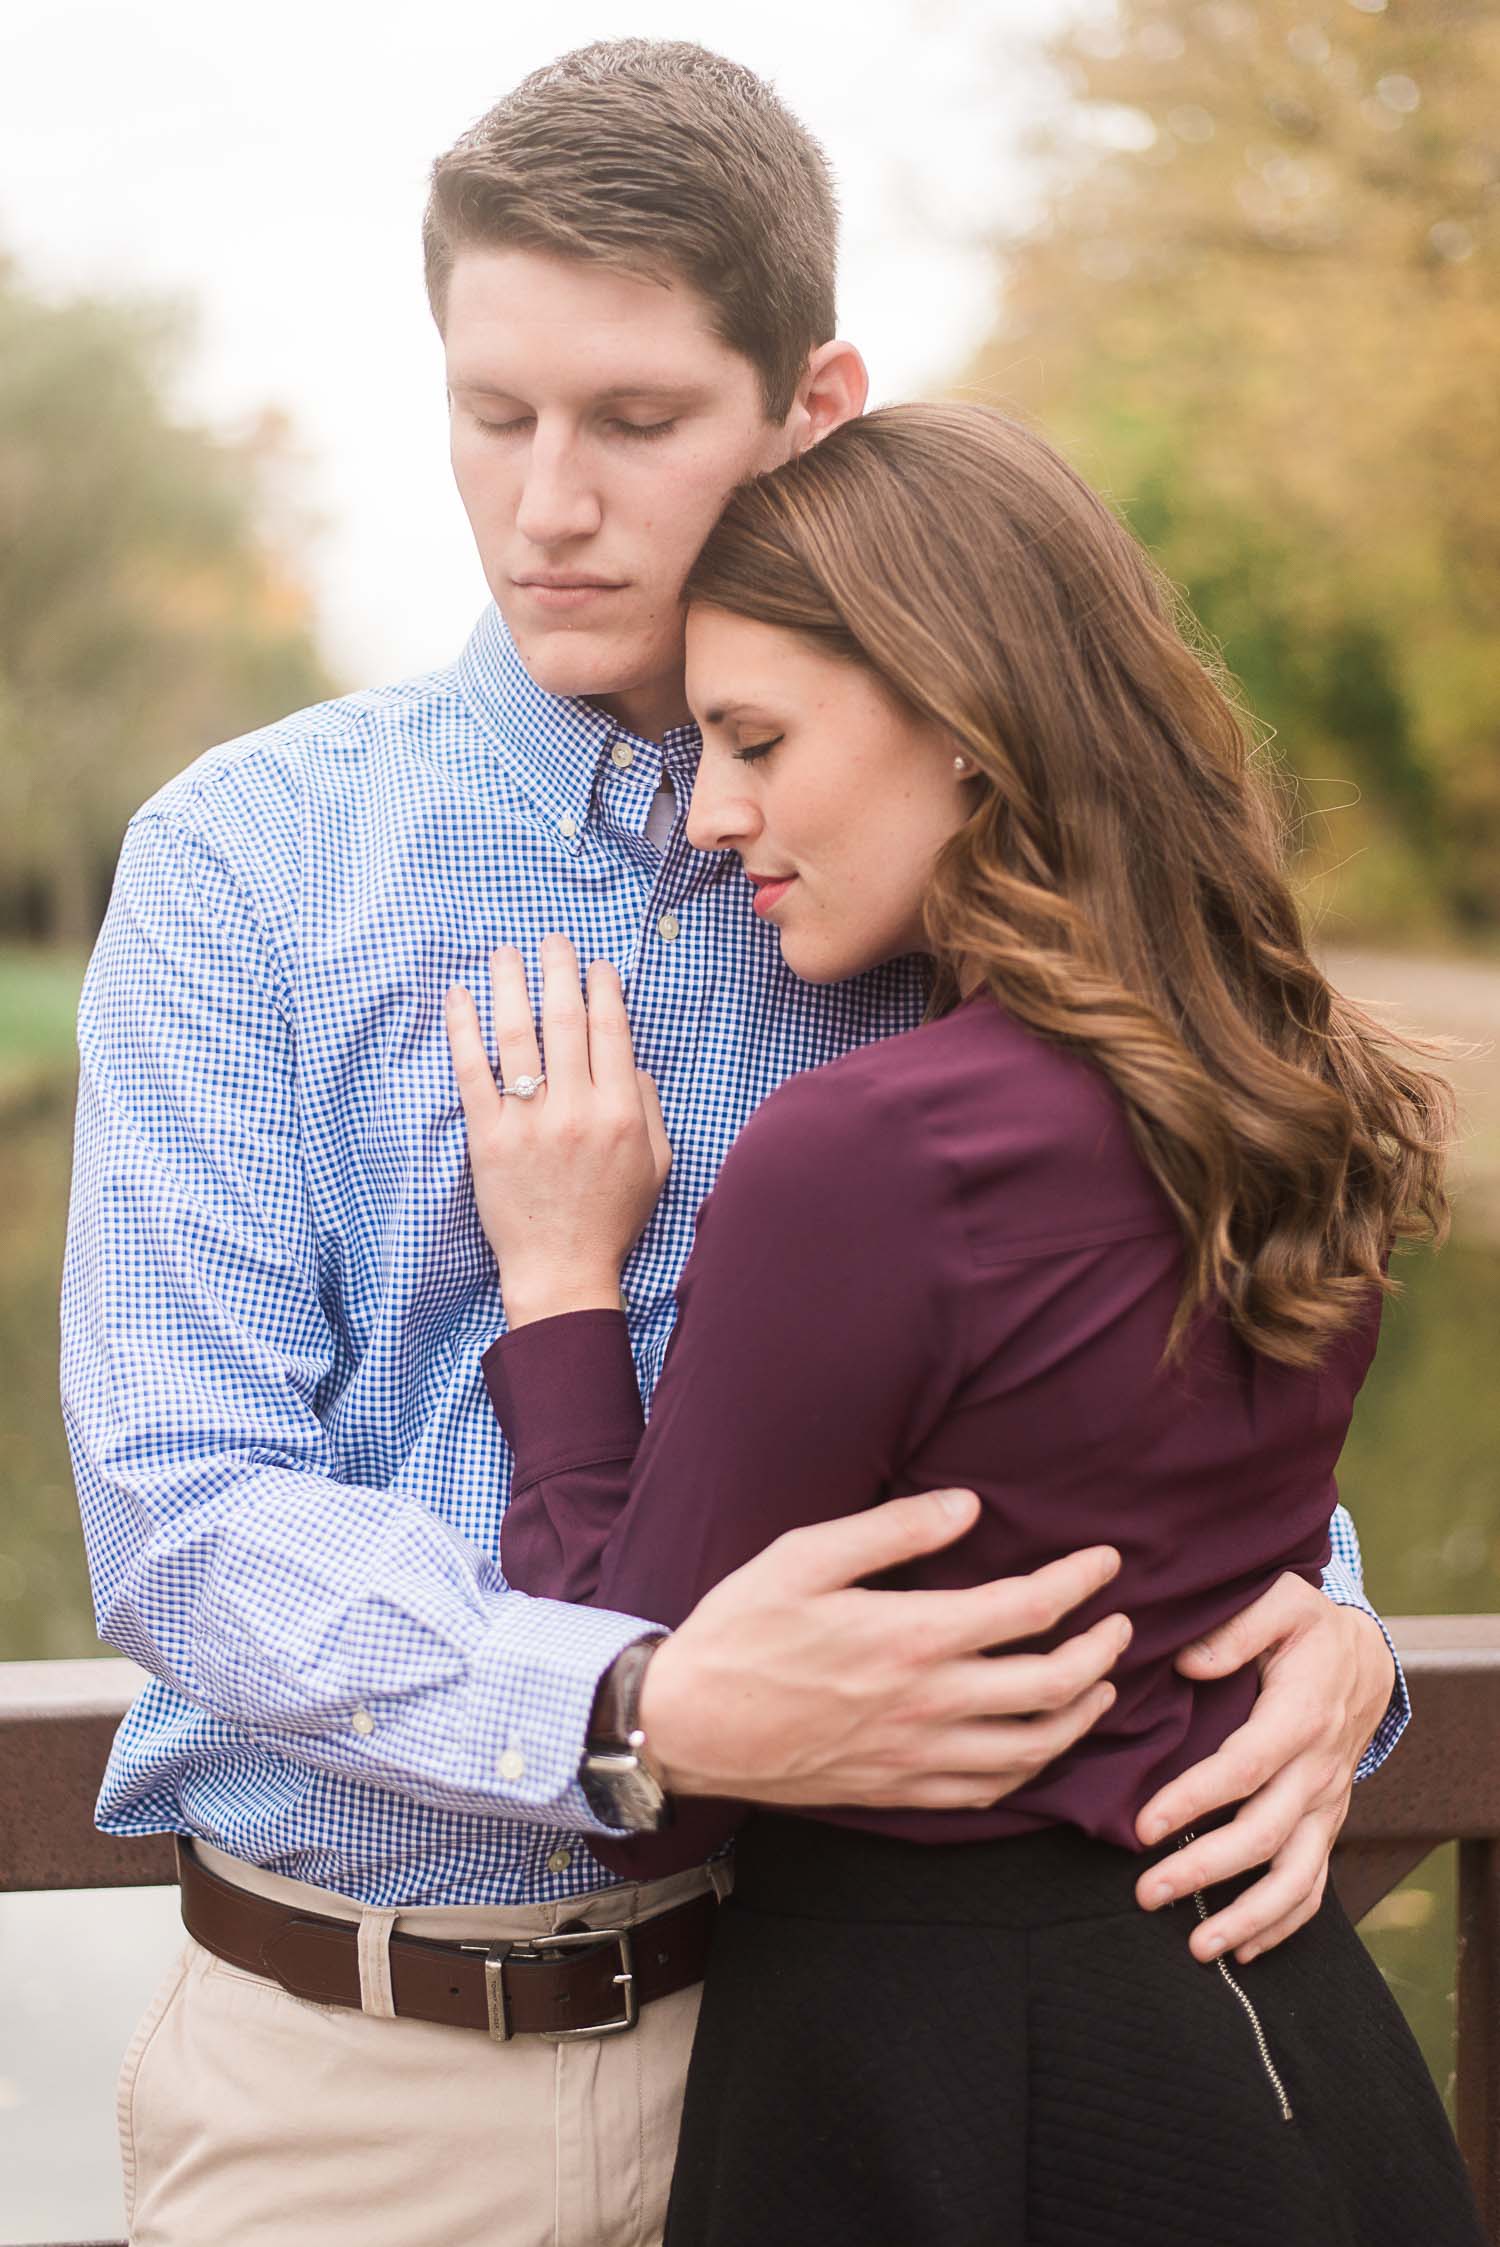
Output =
[{"x1": 485, "y1": 1309, "x2": 647, "y2": 1604}]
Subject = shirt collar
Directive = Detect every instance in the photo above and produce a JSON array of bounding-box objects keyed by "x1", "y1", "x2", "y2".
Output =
[{"x1": 455, "y1": 604, "x2": 701, "y2": 847}]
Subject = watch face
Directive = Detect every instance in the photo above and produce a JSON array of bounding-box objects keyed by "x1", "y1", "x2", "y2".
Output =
[{"x1": 581, "y1": 1751, "x2": 671, "y2": 1833}]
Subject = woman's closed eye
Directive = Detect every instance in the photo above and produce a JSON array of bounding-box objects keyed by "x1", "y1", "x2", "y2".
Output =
[{"x1": 733, "y1": 735, "x2": 783, "y2": 766}]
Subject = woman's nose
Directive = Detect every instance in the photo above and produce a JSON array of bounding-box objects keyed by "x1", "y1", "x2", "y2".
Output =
[{"x1": 685, "y1": 770, "x2": 760, "y2": 856}]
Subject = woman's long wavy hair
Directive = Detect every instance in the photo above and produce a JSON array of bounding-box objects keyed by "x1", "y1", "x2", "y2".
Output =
[{"x1": 684, "y1": 403, "x2": 1452, "y2": 1367}]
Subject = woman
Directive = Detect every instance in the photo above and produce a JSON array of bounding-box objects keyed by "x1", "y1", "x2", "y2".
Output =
[{"x1": 445, "y1": 405, "x2": 1480, "y2": 2245}]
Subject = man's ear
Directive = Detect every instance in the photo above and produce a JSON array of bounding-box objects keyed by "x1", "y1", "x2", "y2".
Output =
[{"x1": 787, "y1": 340, "x2": 868, "y2": 456}]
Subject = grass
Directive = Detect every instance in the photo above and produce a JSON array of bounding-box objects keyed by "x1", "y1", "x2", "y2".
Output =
[{"x1": 0, "y1": 945, "x2": 87, "y2": 1099}]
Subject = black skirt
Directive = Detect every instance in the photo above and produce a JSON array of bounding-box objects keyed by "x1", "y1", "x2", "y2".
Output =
[{"x1": 664, "y1": 1811, "x2": 1484, "y2": 2247}]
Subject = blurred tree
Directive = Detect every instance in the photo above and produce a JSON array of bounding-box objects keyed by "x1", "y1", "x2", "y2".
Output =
[
  {"x1": 961, "y1": 0, "x2": 1500, "y2": 936},
  {"x1": 0, "y1": 257, "x2": 335, "y2": 946}
]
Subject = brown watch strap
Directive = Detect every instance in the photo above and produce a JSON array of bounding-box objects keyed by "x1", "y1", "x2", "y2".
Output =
[
  {"x1": 588, "y1": 1632, "x2": 666, "y2": 1753},
  {"x1": 176, "y1": 1838, "x2": 714, "y2": 2037}
]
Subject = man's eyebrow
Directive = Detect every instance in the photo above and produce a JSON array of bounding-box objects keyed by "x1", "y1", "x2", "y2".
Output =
[
  {"x1": 447, "y1": 379, "x2": 713, "y2": 408},
  {"x1": 592, "y1": 383, "x2": 713, "y2": 408}
]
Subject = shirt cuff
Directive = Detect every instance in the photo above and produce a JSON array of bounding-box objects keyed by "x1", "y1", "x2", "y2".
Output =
[
  {"x1": 1320, "y1": 1552, "x2": 1411, "y2": 1781},
  {"x1": 464, "y1": 1594, "x2": 668, "y2": 1833},
  {"x1": 483, "y1": 1311, "x2": 645, "y2": 1492}
]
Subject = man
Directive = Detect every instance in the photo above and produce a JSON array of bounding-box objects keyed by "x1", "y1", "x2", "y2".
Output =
[{"x1": 63, "y1": 40, "x2": 1404, "y2": 2247}]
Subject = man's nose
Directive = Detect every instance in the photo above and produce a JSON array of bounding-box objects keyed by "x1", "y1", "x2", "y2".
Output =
[
  {"x1": 685, "y1": 766, "x2": 760, "y2": 855},
  {"x1": 514, "y1": 430, "x2": 603, "y2": 548}
]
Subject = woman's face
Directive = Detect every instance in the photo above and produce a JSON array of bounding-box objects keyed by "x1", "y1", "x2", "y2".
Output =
[{"x1": 683, "y1": 607, "x2": 972, "y2": 984}]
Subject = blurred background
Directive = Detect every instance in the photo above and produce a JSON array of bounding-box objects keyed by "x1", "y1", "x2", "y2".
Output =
[{"x1": 1, "y1": 0, "x2": 1497, "y2": 2233}]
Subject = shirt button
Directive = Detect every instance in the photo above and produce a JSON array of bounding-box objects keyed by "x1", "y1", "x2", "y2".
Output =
[
  {"x1": 351, "y1": 1706, "x2": 375, "y2": 1736},
  {"x1": 559, "y1": 814, "x2": 577, "y2": 839},
  {"x1": 547, "y1": 1847, "x2": 573, "y2": 1876},
  {"x1": 658, "y1": 912, "x2": 681, "y2": 943},
  {"x1": 611, "y1": 741, "x2": 635, "y2": 770},
  {"x1": 499, "y1": 1747, "x2": 526, "y2": 1782}
]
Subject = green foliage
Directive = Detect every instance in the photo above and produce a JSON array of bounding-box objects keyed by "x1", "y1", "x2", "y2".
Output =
[
  {"x1": 0, "y1": 256, "x2": 336, "y2": 945},
  {"x1": 0, "y1": 942, "x2": 87, "y2": 1096},
  {"x1": 0, "y1": 1063, "x2": 97, "y2": 1661},
  {"x1": 961, "y1": 0, "x2": 1500, "y2": 939}
]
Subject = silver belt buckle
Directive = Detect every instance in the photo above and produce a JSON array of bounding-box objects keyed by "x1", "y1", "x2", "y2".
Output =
[{"x1": 463, "y1": 1926, "x2": 639, "y2": 2043}]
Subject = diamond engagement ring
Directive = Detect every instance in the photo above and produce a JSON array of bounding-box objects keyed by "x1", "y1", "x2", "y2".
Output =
[{"x1": 504, "y1": 1072, "x2": 546, "y2": 1101}]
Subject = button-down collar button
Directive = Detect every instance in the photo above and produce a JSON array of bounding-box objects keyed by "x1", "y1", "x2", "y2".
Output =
[
  {"x1": 657, "y1": 912, "x2": 681, "y2": 943},
  {"x1": 547, "y1": 1847, "x2": 573, "y2": 1875},
  {"x1": 499, "y1": 1747, "x2": 526, "y2": 1782},
  {"x1": 610, "y1": 740, "x2": 635, "y2": 770},
  {"x1": 351, "y1": 1706, "x2": 375, "y2": 1736},
  {"x1": 559, "y1": 814, "x2": 577, "y2": 839}
]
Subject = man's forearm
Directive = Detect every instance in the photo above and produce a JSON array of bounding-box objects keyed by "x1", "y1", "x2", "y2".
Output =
[
  {"x1": 64, "y1": 809, "x2": 658, "y2": 1838},
  {"x1": 69, "y1": 1427, "x2": 657, "y2": 1830}
]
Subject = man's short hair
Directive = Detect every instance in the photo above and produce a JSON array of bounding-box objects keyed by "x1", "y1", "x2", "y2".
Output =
[{"x1": 423, "y1": 40, "x2": 838, "y2": 421}]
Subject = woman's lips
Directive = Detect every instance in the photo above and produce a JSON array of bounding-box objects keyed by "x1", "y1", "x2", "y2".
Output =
[{"x1": 749, "y1": 874, "x2": 796, "y2": 919}]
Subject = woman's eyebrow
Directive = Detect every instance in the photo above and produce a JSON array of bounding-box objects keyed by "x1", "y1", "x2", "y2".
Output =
[{"x1": 700, "y1": 701, "x2": 774, "y2": 728}]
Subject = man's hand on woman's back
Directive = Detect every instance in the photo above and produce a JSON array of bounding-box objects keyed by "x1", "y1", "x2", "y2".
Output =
[
  {"x1": 640, "y1": 1508, "x2": 1386, "y2": 1972},
  {"x1": 638, "y1": 1491, "x2": 1130, "y2": 1811},
  {"x1": 1132, "y1": 1577, "x2": 1395, "y2": 1964}
]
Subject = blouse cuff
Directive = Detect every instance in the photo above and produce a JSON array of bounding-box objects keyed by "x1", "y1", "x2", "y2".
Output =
[{"x1": 483, "y1": 1310, "x2": 645, "y2": 1492}]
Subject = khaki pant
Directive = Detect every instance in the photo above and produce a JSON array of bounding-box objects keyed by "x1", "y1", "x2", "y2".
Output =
[{"x1": 117, "y1": 1841, "x2": 728, "y2": 2247}]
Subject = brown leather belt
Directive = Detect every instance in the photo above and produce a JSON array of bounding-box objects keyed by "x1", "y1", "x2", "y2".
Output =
[{"x1": 177, "y1": 1839, "x2": 716, "y2": 2042}]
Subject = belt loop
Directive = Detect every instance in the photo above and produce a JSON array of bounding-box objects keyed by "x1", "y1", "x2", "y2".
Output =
[{"x1": 357, "y1": 1907, "x2": 400, "y2": 2019}]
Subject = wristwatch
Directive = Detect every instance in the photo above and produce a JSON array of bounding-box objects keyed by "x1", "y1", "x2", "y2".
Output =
[{"x1": 579, "y1": 1635, "x2": 674, "y2": 1832}]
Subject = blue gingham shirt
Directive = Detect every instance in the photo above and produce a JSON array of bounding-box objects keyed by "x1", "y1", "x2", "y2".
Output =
[{"x1": 61, "y1": 605, "x2": 1407, "y2": 1908}]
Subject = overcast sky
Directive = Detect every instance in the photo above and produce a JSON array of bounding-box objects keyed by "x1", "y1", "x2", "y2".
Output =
[{"x1": 2, "y1": 0, "x2": 1079, "y2": 681}]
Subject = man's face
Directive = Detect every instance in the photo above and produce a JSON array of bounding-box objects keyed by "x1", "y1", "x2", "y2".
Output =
[{"x1": 445, "y1": 248, "x2": 796, "y2": 741}]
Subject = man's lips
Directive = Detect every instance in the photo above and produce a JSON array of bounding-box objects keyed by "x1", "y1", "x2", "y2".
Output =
[
  {"x1": 746, "y1": 872, "x2": 797, "y2": 919},
  {"x1": 512, "y1": 575, "x2": 626, "y2": 612}
]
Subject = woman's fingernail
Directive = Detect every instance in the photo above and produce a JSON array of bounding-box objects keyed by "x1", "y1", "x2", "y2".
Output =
[
  {"x1": 1148, "y1": 1878, "x2": 1174, "y2": 1907},
  {"x1": 1203, "y1": 1933, "x2": 1227, "y2": 1957}
]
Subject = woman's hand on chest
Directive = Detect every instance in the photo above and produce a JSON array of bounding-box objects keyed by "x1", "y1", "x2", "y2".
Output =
[{"x1": 445, "y1": 934, "x2": 671, "y2": 1327}]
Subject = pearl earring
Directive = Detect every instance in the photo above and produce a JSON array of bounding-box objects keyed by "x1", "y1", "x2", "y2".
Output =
[{"x1": 953, "y1": 756, "x2": 969, "y2": 774}]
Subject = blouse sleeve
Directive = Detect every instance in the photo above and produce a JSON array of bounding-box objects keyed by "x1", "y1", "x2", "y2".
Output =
[{"x1": 486, "y1": 1063, "x2": 963, "y2": 1629}]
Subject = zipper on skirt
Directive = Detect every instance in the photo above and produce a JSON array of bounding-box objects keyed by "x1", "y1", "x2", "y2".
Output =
[{"x1": 1179, "y1": 1831, "x2": 1295, "y2": 2123}]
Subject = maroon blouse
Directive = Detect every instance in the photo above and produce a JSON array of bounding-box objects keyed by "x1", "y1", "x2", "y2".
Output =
[{"x1": 484, "y1": 991, "x2": 1379, "y2": 1874}]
